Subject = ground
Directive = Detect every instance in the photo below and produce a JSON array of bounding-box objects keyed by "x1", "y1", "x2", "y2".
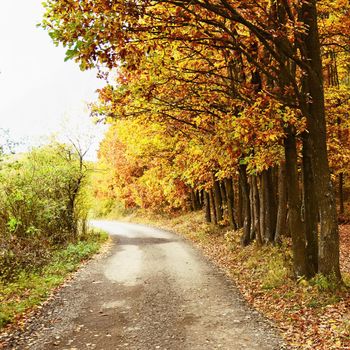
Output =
[
  {"x1": 139, "y1": 213, "x2": 350, "y2": 350},
  {"x1": 340, "y1": 224, "x2": 350, "y2": 275},
  {"x1": 0, "y1": 221, "x2": 287, "y2": 350}
]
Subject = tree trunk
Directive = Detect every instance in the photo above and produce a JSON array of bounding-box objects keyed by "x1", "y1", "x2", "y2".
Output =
[
  {"x1": 224, "y1": 178, "x2": 237, "y2": 229},
  {"x1": 249, "y1": 176, "x2": 256, "y2": 241},
  {"x1": 262, "y1": 168, "x2": 277, "y2": 243},
  {"x1": 302, "y1": 133, "x2": 318, "y2": 277},
  {"x1": 209, "y1": 189, "x2": 217, "y2": 225},
  {"x1": 339, "y1": 173, "x2": 344, "y2": 215},
  {"x1": 284, "y1": 129, "x2": 308, "y2": 277},
  {"x1": 220, "y1": 181, "x2": 228, "y2": 223},
  {"x1": 190, "y1": 189, "x2": 197, "y2": 211},
  {"x1": 204, "y1": 191, "x2": 211, "y2": 223},
  {"x1": 195, "y1": 190, "x2": 201, "y2": 209},
  {"x1": 258, "y1": 174, "x2": 266, "y2": 244},
  {"x1": 213, "y1": 178, "x2": 223, "y2": 223},
  {"x1": 275, "y1": 163, "x2": 287, "y2": 244},
  {"x1": 301, "y1": 1, "x2": 341, "y2": 280},
  {"x1": 237, "y1": 177, "x2": 243, "y2": 228},
  {"x1": 239, "y1": 164, "x2": 252, "y2": 246},
  {"x1": 251, "y1": 175, "x2": 262, "y2": 245}
]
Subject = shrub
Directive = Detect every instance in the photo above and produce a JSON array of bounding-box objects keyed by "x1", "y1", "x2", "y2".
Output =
[{"x1": 0, "y1": 142, "x2": 89, "y2": 280}]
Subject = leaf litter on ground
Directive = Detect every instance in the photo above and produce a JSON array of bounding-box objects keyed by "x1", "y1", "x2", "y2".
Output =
[{"x1": 132, "y1": 211, "x2": 350, "y2": 350}]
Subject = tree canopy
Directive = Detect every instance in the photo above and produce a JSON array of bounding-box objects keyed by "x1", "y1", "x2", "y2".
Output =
[{"x1": 41, "y1": 0, "x2": 350, "y2": 281}]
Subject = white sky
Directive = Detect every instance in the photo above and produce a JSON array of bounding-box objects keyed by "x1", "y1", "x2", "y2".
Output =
[{"x1": 0, "y1": 1, "x2": 107, "y2": 160}]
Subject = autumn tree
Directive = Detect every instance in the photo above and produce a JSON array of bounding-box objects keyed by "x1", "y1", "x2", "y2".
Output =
[{"x1": 41, "y1": 0, "x2": 350, "y2": 281}]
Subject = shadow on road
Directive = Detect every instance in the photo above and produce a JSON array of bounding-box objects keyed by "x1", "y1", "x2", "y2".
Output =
[{"x1": 115, "y1": 236, "x2": 178, "y2": 246}]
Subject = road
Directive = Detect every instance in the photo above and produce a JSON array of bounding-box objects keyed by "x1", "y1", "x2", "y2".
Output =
[{"x1": 1, "y1": 221, "x2": 286, "y2": 350}]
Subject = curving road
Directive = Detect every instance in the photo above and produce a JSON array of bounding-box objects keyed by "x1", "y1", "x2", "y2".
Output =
[{"x1": 1, "y1": 221, "x2": 286, "y2": 350}]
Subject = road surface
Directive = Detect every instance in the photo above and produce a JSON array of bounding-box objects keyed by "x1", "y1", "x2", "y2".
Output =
[{"x1": 1, "y1": 220, "x2": 286, "y2": 349}]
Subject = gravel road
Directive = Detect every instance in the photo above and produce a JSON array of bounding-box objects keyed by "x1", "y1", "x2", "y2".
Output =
[{"x1": 1, "y1": 220, "x2": 287, "y2": 350}]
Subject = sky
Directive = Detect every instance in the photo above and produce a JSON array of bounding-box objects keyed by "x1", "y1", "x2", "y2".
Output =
[{"x1": 0, "y1": 1, "x2": 107, "y2": 160}]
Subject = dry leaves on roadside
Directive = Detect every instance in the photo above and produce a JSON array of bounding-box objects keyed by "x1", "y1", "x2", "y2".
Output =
[{"x1": 146, "y1": 212, "x2": 350, "y2": 350}]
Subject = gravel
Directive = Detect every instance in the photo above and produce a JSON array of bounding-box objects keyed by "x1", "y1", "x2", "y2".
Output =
[{"x1": 0, "y1": 221, "x2": 289, "y2": 350}]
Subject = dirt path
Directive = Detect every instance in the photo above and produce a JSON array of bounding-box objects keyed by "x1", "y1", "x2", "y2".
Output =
[{"x1": 1, "y1": 221, "x2": 287, "y2": 350}]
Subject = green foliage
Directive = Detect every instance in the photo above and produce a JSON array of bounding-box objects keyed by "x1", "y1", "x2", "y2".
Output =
[
  {"x1": 0, "y1": 230, "x2": 108, "y2": 329},
  {"x1": 235, "y1": 243, "x2": 293, "y2": 290},
  {"x1": 310, "y1": 273, "x2": 341, "y2": 292},
  {"x1": 0, "y1": 142, "x2": 89, "y2": 281},
  {"x1": 261, "y1": 255, "x2": 290, "y2": 290},
  {"x1": 89, "y1": 197, "x2": 134, "y2": 219}
]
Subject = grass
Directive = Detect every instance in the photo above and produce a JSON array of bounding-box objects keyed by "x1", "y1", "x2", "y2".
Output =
[
  {"x1": 0, "y1": 230, "x2": 108, "y2": 330},
  {"x1": 129, "y1": 210, "x2": 350, "y2": 350}
]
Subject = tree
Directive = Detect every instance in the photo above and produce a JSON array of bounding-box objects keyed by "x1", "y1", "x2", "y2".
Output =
[
  {"x1": 0, "y1": 141, "x2": 90, "y2": 279},
  {"x1": 41, "y1": 0, "x2": 348, "y2": 280}
]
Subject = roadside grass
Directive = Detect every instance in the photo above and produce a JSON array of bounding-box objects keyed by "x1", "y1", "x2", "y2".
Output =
[
  {"x1": 0, "y1": 230, "x2": 108, "y2": 330},
  {"x1": 130, "y1": 211, "x2": 350, "y2": 350}
]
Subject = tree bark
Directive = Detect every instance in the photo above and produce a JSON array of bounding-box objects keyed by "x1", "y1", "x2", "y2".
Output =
[
  {"x1": 224, "y1": 178, "x2": 237, "y2": 229},
  {"x1": 284, "y1": 129, "x2": 308, "y2": 277},
  {"x1": 251, "y1": 175, "x2": 262, "y2": 245},
  {"x1": 262, "y1": 168, "x2": 277, "y2": 243},
  {"x1": 301, "y1": 1, "x2": 341, "y2": 280},
  {"x1": 204, "y1": 191, "x2": 211, "y2": 223},
  {"x1": 249, "y1": 176, "x2": 256, "y2": 241},
  {"x1": 258, "y1": 174, "x2": 266, "y2": 245},
  {"x1": 237, "y1": 177, "x2": 243, "y2": 229},
  {"x1": 239, "y1": 164, "x2": 252, "y2": 246},
  {"x1": 220, "y1": 180, "x2": 228, "y2": 222},
  {"x1": 339, "y1": 173, "x2": 344, "y2": 215},
  {"x1": 197, "y1": 190, "x2": 201, "y2": 208},
  {"x1": 190, "y1": 189, "x2": 197, "y2": 211},
  {"x1": 213, "y1": 178, "x2": 223, "y2": 223},
  {"x1": 302, "y1": 133, "x2": 318, "y2": 277},
  {"x1": 275, "y1": 163, "x2": 287, "y2": 244},
  {"x1": 209, "y1": 189, "x2": 217, "y2": 225}
]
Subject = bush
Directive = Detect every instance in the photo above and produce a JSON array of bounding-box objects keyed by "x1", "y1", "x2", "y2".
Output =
[
  {"x1": 0, "y1": 230, "x2": 108, "y2": 329},
  {"x1": 0, "y1": 142, "x2": 89, "y2": 280},
  {"x1": 310, "y1": 273, "x2": 340, "y2": 292}
]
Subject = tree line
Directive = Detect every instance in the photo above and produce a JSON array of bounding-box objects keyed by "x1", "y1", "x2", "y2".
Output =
[{"x1": 42, "y1": 0, "x2": 350, "y2": 282}]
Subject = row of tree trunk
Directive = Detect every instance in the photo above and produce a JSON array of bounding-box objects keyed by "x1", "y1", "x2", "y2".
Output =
[
  {"x1": 189, "y1": 130, "x2": 343, "y2": 280},
  {"x1": 186, "y1": 2, "x2": 341, "y2": 282},
  {"x1": 198, "y1": 167, "x2": 286, "y2": 246}
]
